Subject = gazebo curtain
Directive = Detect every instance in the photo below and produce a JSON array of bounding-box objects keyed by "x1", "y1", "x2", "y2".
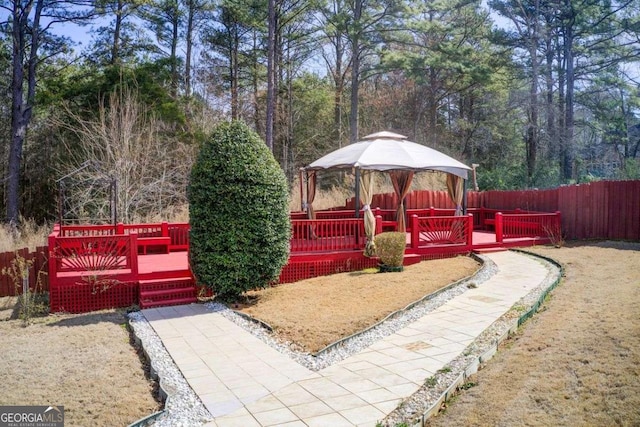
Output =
[
  {"x1": 390, "y1": 170, "x2": 414, "y2": 232},
  {"x1": 446, "y1": 174, "x2": 464, "y2": 216},
  {"x1": 306, "y1": 171, "x2": 317, "y2": 220},
  {"x1": 359, "y1": 170, "x2": 376, "y2": 257}
]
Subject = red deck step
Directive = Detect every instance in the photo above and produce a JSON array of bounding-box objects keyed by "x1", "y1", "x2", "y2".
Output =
[
  {"x1": 403, "y1": 254, "x2": 422, "y2": 266},
  {"x1": 139, "y1": 276, "x2": 195, "y2": 291},
  {"x1": 139, "y1": 297, "x2": 198, "y2": 309},
  {"x1": 139, "y1": 276, "x2": 198, "y2": 309},
  {"x1": 140, "y1": 287, "x2": 196, "y2": 299},
  {"x1": 474, "y1": 247, "x2": 508, "y2": 254}
]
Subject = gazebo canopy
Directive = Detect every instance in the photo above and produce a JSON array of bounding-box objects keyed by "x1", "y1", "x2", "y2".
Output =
[{"x1": 306, "y1": 131, "x2": 471, "y2": 179}]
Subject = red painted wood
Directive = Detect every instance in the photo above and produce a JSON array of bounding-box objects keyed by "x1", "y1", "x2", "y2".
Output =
[
  {"x1": 632, "y1": 181, "x2": 640, "y2": 240},
  {"x1": 495, "y1": 213, "x2": 503, "y2": 243},
  {"x1": 0, "y1": 250, "x2": 10, "y2": 296},
  {"x1": 43, "y1": 181, "x2": 640, "y2": 310}
]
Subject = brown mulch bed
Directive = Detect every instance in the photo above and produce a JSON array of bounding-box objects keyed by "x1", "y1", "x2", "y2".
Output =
[{"x1": 235, "y1": 256, "x2": 481, "y2": 353}]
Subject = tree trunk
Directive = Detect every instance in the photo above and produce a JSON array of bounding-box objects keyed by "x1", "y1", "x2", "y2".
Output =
[
  {"x1": 544, "y1": 34, "x2": 556, "y2": 162},
  {"x1": 266, "y1": 0, "x2": 276, "y2": 150},
  {"x1": 111, "y1": 0, "x2": 124, "y2": 65},
  {"x1": 562, "y1": 13, "x2": 575, "y2": 182},
  {"x1": 7, "y1": 0, "x2": 42, "y2": 225},
  {"x1": 185, "y1": 0, "x2": 195, "y2": 96},
  {"x1": 252, "y1": 32, "x2": 261, "y2": 134},
  {"x1": 333, "y1": 35, "x2": 345, "y2": 148},
  {"x1": 170, "y1": 10, "x2": 180, "y2": 97},
  {"x1": 231, "y1": 31, "x2": 239, "y2": 120},
  {"x1": 526, "y1": 28, "x2": 539, "y2": 184},
  {"x1": 348, "y1": 0, "x2": 363, "y2": 144},
  {"x1": 427, "y1": 67, "x2": 438, "y2": 146},
  {"x1": 557, "y1": 33, "x2": 566, "y2": 180}
]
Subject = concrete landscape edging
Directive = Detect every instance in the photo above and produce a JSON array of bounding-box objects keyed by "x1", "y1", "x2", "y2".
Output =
[{"x1": 407, "y1": 250, "x2": 564, "y2": 427}]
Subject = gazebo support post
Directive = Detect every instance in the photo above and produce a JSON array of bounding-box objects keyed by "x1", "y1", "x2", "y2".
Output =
[
  {"x1": 354, "y1": 168, "x2": 361, "y2": 218},
  {"x1": 299, "y1": 168, "x2": 305, "y2": 212},
  {"x1": 463, "y1": 178, "x2": 468, "y2": 215}
]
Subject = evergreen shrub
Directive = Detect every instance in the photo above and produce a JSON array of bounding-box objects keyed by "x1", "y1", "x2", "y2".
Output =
[
  {"x1": 374, "y1": 232, "x2": 406, "y2": 271},
  {"x1": 188, "y1": 121, "x2": 291, "y2": 300}
]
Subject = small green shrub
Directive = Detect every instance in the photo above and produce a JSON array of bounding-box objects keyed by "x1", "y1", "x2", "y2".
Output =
[
  {"x1": 188, "y1": 121, "x2": 291, "y2": 301},
  {"x1": 374, "y1": 232, "x2": 406, "y2": 268}
]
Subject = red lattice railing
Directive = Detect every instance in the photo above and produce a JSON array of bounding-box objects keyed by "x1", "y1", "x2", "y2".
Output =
[
  {"x1": 168, "y1": 223, "x2": 190, "y2": 250},
  {"x1": 409, "y1": 214, "x2": 473, "y2": 249},
  {"x1": 52, "y1": 233, "x2": 136, "y2": 274},
  {"x1": 290, "y1": 219, "x2": 366, "y2": 253},
  {"x1": 498, "y1": 212, "x2": 562, "y2": 241}
]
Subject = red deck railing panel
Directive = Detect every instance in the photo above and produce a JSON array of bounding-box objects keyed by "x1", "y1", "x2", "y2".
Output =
[
  {"x1": 500, "y1": 212, "x2": 561, "y2": 240},
  {"x1": 167, "y1": 223, "x2": 190, "y2": 250},
  {"x1": 53, "y1": 234, "x2": 133, "y2": 273},
  {"x1": 290, "y1": 218, "x2": 365, "y2": 253},
  {"x1": 409, "y1": 215, "x2": 472, "y2": 249}
]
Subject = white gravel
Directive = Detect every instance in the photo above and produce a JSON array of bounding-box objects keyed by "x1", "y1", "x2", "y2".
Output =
[
  {"x1": 128, "y1": 251, "x2": 560, "y2": 427},
  {"x1": 129, "y1": 311, "x2": 212, "y2": 427}
]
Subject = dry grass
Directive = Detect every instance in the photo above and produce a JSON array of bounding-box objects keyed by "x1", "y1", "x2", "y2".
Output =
[
  {"x1": 236, "y1": 256, "x2": 480, "y2": 353},
  {"x1": 140, "y1": 203, "x2": 190, "y2": 223},
  {"x1": 0, "y1": 307, "x2": 160, "y2": 427},
  {"x1": 0, "y1": 219, "x2": 52, "y2": 253},
  {"x1": 426, "y1": 241, "x2": 640, "y2": 427}
]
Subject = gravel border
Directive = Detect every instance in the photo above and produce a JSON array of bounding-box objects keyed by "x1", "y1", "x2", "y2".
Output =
[
  {"x1": 128, "y1": 250, "x2": 560, "y2": 426},
  {"x1": 128, "y1": 311, "x2": 212, "y2": 427}
]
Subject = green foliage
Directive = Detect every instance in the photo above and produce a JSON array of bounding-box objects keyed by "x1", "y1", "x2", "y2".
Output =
[
  {"x1": 48, "y1": 62, "x2": 186, "y2": 125},
  {"x1": 290, "y1": 74, "x2": 335, "y2": 167},
  {"x1": 619, "y1": 159, "x2": 640, "y2": 179},
  {"x1": 188, "y1": 121, "x2": 291, "y2": 300},
  {"x1": 374, "y1": 232, "x2": 406, "y2": 268}
]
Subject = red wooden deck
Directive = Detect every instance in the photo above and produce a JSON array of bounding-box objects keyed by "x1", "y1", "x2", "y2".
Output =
[
  {"x1": 48, "y1": 210, "x2": 560, "y2": 313},
  {"x1": 137, "y1": 252, "x2": 191, "y2": 277}
]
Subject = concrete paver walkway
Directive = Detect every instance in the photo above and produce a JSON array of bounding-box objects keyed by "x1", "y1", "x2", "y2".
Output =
[{"x1": 142, "y1": 251, "x2": 554, "y2": 426}]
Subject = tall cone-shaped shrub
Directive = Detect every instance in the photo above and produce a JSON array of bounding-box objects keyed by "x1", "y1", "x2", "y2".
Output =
[{"x1": 188, "y1": 121, "x2": 290, "y2": 300}]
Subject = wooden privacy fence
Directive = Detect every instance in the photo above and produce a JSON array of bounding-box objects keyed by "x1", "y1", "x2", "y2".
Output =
[
  {"x1": 0, "y1": 247, "x2": 49, "y2": 297},
  {"x1": 480, "y1": 180, "x2": 640, "y2": 240},
  {"x1": 342, "y1": 180, "x2": 640, "y2": 241}
]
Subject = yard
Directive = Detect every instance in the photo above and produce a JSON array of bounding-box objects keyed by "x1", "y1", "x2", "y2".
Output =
[
  {"x1": 0, "y1": 305, "x2": 160, "y2": 427},
  {"x1": 1, "y1": 242, "x2": 638, "y2": 426},
  {"x1": 425, "y1": 241, "x2": 640, "y2": 426}
]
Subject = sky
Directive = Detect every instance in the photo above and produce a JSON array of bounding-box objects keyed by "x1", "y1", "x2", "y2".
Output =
[{"x1": 1, "y1": 2, "x2": 512, "y2": 57}]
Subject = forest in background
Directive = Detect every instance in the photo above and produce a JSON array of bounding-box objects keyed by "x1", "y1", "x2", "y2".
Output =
[{"x1": 2, "y1": 0, "x2": 640, "y2": 224}]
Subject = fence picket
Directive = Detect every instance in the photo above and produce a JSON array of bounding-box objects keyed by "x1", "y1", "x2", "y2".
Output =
[
  {"x1": 342, "y1": 180, "x2": 640, "y2": 240},
  {"x1": 0, "y1": 247, "x2": 50, "y2": 297}
]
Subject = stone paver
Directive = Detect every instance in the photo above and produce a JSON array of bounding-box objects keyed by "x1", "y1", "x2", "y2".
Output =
[{"x1": 143, "y1": 251, "x2": 554, "y2": 426}]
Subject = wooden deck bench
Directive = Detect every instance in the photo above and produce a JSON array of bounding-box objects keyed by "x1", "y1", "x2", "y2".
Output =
[{"x1": 137, "y1": 236, "x2": 171, "y2": 254}]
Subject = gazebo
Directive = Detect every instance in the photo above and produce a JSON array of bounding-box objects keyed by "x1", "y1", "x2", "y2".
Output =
[{"x1": 303, "y1": 131, "x2": 472, "y2": 254}]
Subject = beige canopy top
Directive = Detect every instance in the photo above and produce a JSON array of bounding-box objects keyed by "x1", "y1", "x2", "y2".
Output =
[{"x1": 305, "y1": 132, "x2": 471, "y2": 179}]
